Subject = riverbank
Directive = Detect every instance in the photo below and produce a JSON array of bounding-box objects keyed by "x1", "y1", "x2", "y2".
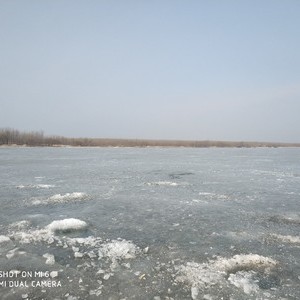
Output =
[{"x1": 1, "y1": 128, "x2": 300, "y2": 148}]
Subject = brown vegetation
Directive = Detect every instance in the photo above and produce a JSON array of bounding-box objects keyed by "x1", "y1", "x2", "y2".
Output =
[{"x1": 0, "y1": 128, "x2": 299, "y2": 148}]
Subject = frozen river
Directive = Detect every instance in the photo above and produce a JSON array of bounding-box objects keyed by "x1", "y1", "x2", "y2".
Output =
[{"x1": 0, "y1": 147, "x2": 299, "y2": 299}]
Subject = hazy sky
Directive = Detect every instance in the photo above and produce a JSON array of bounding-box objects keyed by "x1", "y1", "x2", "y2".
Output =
[{"x1": 1, "y1": 1, "x2": 300, "y2": 142}]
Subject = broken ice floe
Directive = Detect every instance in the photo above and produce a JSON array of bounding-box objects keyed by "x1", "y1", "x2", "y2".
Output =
[
  {"x1": 176, "y1": 254, "x2": 277, "y2": 296},
  {"x1": 7, "y1": 218, "x2": 141, "y2": 267},
  {"x1": 228, "y1": 270, "x2": 259, "y2": 294},
  {"x1": 99, "y1": 240, "x2": 138, "y2": 261}
]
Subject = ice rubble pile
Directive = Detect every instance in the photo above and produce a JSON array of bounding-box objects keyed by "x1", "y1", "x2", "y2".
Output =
[
  {"x1": 7, "y1": 218, "x2": 140, "y2": 265},
  {"x1": 177, "y1": 254, "x2": 277, "y2": 296}
]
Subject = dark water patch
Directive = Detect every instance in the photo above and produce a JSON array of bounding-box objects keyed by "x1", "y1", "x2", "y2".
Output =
[
  {"x1": 256, "y1": 273, "x2": 281, "y2": 289},
  {"x1": 169, "y1": 172, "x2": 194, "y2": 179}
]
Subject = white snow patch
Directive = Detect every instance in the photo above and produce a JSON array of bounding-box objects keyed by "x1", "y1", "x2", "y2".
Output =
[{"x1": 46, "y1": 218, "x2": 88, "y2": 232}]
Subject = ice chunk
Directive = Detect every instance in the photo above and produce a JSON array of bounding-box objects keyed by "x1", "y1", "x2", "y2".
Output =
[
  {"x1": 50, "y1": 271, "x2": 58, "y2": 278},
  {"x1": 11, "y1": 228, "x2": 52, "y2": 244},
  {"x1": 6, "y1": 247, "x2": 26, "y2": 259},
  {"x1": 43, "y1": 253, "x2": 55, "y2": 265},
  {"x1": 74, "y1": 252, "x2": 84, "y2": 258},
  {"x1": 99, "y1": 239, "x2": 138, "y2": 261},
  {"x1": 191, "y1": 286, "x2": 199, "y2": 299},
  {"x1": 9, "y1": 220, "x2": 31, "y2": 230},
  {"x1": 228, "y1": 271, "x2": 259, "y2": 294},
  {"x1": 46, "y1": 218, "x2": 88, "y2": 233},
  {"x1": 0, "y1": 235, "x2": 11, "y2": 243}
]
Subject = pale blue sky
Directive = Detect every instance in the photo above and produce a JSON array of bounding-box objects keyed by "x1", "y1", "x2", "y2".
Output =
[{"x1": 1, "y1": 0, "x2": 300, "y2": 142}]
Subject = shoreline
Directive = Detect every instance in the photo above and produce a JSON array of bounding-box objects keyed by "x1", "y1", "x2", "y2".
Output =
[
  {"x1": 1, "y1": 142, "x2": 300, "y2": 149},
  {"x1": 1, "y1": 130, "x2": 300, "y2": 148}
]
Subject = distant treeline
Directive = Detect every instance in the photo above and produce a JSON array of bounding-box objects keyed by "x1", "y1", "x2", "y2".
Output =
[{"x1": 1, "y1": 128, "x2": 300, "y2": 148}]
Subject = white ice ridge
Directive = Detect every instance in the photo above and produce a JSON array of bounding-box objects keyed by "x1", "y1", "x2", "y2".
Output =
[
  {"x1": 11, "y1": 218, "x2": 88, "y2": 244},
  {"x1": 48, "y1": 192, "x2": 87, "y2": 202},
  {"x1": 147, "y1": 181, "x2": 178, "y2": 186},
  {"x1": 268, "y1": 233, "x2": 300, "y2": 244},
  {"x1": 31, "y1": 192, "x2": 88, "y2": 205},
  {"x1": 46, "y1": 218, "x2": 88, "y2": 232},
  {"x1": 198, "y1": 192, "x2": 229, "y2": 200},
  {"x1": 177, "y1": 254, "x2": 277, "y2": 294},
  {"x1": 17, "y1": 184, "x2": 55, "y2": 189}
]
